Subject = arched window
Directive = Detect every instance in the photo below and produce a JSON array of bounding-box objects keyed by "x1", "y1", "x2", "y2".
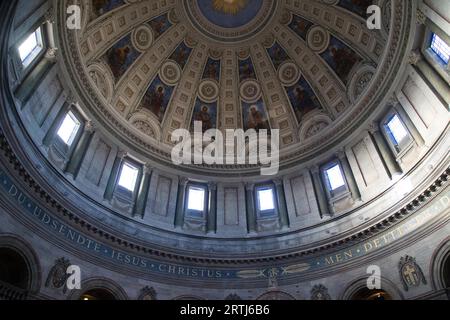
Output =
[
  {"x1": 350, "y1": 288, "x2": 392, "y2": 300},
  {"x1": 80, "y1": 289, "x2": 117, "y2": 301},
  {"x1": 0, "y1": 248, "x2": 30, "y2": 300}
]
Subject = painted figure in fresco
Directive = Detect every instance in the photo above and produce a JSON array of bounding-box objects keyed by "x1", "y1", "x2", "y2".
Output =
[
  {"x1": 194, "y1": 105, "x2": 213, "y2": 132},
  {"x1": 293, "y1": 19, "x2": 309, "y2": 36},
  {"x1": 205, "y1": 63, "x2": 218, "y2": 80},
  {"x1": 329, "y1": 45, "x2": 359, "y2": 80},
  {"x1": 292, "y1": 85, "x2": 318, "y2": 119},
  {"x1": 107, "y1": 45, "x2": 131, "y2": 79},
  {"x1": 247, "y1": 105, "x2": 269, "y2": 131},
  {"x1": 173, "y1": 46, "x2": 190, "y2": 67},
  {"x1": 240, "y1": 61, "x2": 254, "y2": 80},
  {"x1": 272, "y1": 46, "x2": 286, "y2": 68},
  {"x1": 143, "y1": 85, "x2": 165, "y2": 120},
  {"x1": 150, "y1": 19, "x2": 166, "y2": 38},
  {"x1": 93, "y1": 0, "x2": 109, "y2": 15}
]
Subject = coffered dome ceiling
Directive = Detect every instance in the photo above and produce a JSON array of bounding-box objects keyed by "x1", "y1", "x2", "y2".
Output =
[{"x1": 59, "y1": 0, "x2": 400, "y2": 176}]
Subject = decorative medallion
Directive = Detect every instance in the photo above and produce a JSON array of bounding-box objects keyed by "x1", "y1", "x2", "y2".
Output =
[
  {"x1": 278, "y1": 62, "x2": 301, "y2": 87},
  {"x1": 199, "y1": 79, "x2": 220, "y2": 103},
  {"x1": 307, "y1": 26, "x2": 330, "y2": 54},
  {"x1": 240, "y1": 79, "x2": 262, "y2": 103},
  {"x1": 45, "y1": 257, "x2": 71, "y2": 293},
  {"x1": 132, "y1": 25, "x2": 154, "y2": 52},
  {"x1": 310, "y1": 284, "x2": 331, "y2": 300},
  {"x1": 159, "y1": 60, "x2": 182, "y2": 86},
  {"x1": 399, "y1": 255, "x2": 427, "y2": 291}
]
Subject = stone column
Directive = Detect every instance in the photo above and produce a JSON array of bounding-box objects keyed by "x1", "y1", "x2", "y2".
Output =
[
  {"x1": 133, "y1": 163, "x2": 152, "y2": 218},
  {"x1": 207, "y1": 182, "x2": 217, "y2": 234},
  {"x1": 104, "y1": 150, "x2": 126, "y2": 201},
  {"x1": 337, "y1": 151, "x2": 361, "y2": 201},
  {"x1": 245, "y1": 183, "x2": 257, "y2": 234},
  {"x1": 310, "y1": 166, "x2": 329, "y2": 218},
  {"x1": 44, "y1": 8, "x2": 57, "y2": 61},
  {"x1": 65, "y1": 121, "x2": 95, "y2": 177},
  {"x1": 274, "y1": 179, "x2": 289, "y2": 230},
  {"x1": 174, "y1": 178, "x2": 189, "y2": 228},
  {"x1": 368, "y1": 123, "x2": 403, "y2": 179}
]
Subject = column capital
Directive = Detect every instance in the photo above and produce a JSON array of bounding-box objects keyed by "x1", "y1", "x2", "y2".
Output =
[
  {"x1": 245, "y1": 183, "x2": 255, "y2": 191},
  {"x1": 143, "y1": 163, "x2": 153, "y2": 174},
  {"x1": 84, "y1": 120, "x2": 96, "y2": 133},
  {"x1": 65, "y1": 92, "x2": 78, "y2": 107},
  {"x1": 179, "y1": 177, "x2": 189, "y2": 186},
  {"x1": 45, "y1": 47, "x2": 58, "y2": 60},
  {"x1": 368, "y1": 121, "x2": 381, "y2": 134},
  {"x1": 207, "y1": 182, "x2": 217, "y2": 191},
  {"x1": 44, "y1": 7, "x2": 55, "y2": 24},
  {"x1": 273, "y1": 178, "x2": 284, "y2": 187},
  {"x1": 117, "y1": 150, "x2": 127, "y2": 159},
  {"x1": 336, "y1": 149, "x2": 347, "y2": 161},
  {"x1": 408, "y1": 50, "x2": 422, "y2": 66},
  {"x1": 309, "y1": 165, "x2": 321, "y2": 174}
]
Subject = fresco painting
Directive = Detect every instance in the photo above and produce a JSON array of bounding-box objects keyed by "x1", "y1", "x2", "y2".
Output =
[
  {"x1": 239, "y1": 57, "x2": 257, "y2": 82},
  {"x1": 190, "y1": 99, "x2": 218, "y2": 133},
  {"x1": 140, "y1": 75, "x2": 175, "y2": 122},
  {"x1": 106, "y1": 34, "x2": 141, "y2": 82},
  {"x1": 203, "y1": 58, "x2": 221, "y2": 81},
  {"x1": 320, "y1": 36, "x2": 362, "y2": 84},
  {"x1": 169, "y1": 42, "x2": 193, "y2": 70},
  {"x1": 92, "y1": 0, "x2": 125, "y2": 17},
  {"x1": 288, "y1": 15, "x2": 313, "y2": 40},
  {"x1": 242, "y1": 99, "x2": 270, "y2": 132},
  {"x1": 148, "y1": 13, "x2": 173, "y2": 40},
  {"x1": 266, "y1": 42, "x2": 290, "y2": 70},
  {"x1": 286, "y1": 77, "x2": 322, "y2": 123}
]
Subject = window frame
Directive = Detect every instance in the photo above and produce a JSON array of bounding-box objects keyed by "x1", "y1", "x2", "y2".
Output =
[
  {"x1": 16, "y1": 25, "x2": 46, "y2": 71},
  {"x1": 381, "y1": 110, "x2": 414, "y2": 157},
  {"x1": 321, "y1": 160, "x2": 349, "y2": 199},
  {"x1": 53, "y1": 108, "x2": 84, "y2": 157},
  {"x1": 56, "y1": 111, "x2": 81, "y2": 147},
  {"x1": 255, "y1": 184, "x2": 278, "y2": 219},
  {"x1": 114, "y1": 159, "x2": 142, "y2": 199},
  {"x1": 421, "y1": 24, "x2": 450, "y2": 85},
  {"x1": 185, "y1": 183, "x2": 208, "y2": 220}
]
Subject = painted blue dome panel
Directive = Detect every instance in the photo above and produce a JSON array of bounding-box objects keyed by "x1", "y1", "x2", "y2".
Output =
[{"x1": 197, "y1": 0, "x2": 264, "y2": 28}]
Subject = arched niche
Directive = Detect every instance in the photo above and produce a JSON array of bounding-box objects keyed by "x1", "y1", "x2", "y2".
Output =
[
  {"x1": 430, "y1": 238, "x2": 450, "y2": 293},
  {"x1": 67, "y1": 278, "x2": 128, "y2": 300},
  {"x1": 340, "y1": 277, "x2": 404, "y2": 300},
  {"x1": 0, "y1": 234, "x2": 41, "y2": 297},
  {"x1": 257, "y1": 291, "x2": 296, "y2": 300}
]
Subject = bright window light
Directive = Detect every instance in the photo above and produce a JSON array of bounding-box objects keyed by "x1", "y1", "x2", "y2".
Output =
[
  {"x1": 18, "y1": 27, "x2": 43, "y2": 67},
  {"x1": 117, "y1": 162, "x2": 139, "y2": 192},
  {"x1": 57, "y1": 111, "x2": 81, "y2": 146},
  {"x1": 326, "y1": 165, "x2": 346, "y2": 191},
  {"x1": 386, "y1": 114, "x2": 408, "y2": 145},
  {"x1": 187, "y1": 187, "x2": 205, "y2": 211},
  {"x1": 431, "y1": 33, "x2": 450, "y2": 64},
  {"x1": 257, "y1": 188, "x2": 275, "y2": 211}
]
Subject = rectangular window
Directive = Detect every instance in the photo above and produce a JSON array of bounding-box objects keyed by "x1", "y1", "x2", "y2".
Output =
[
  {"x1": 385, "y1": 114, "x2": 409, "y2": 146},
  {"x1": 117, "y1": 162, "x2": 139, "y2": 192},
  {"x1": 57, "y1": 111, "x2": 81, "y2": 146},
  {"x1": 431, "y1": 33, "x2": 450, "y2": 64},
  {"x1": 18, "y1": 27, "x2": 44, "y2": 67},
  {"x1": 187, "y1": 186, "x2": 206, "y2": 212},
  {"x1": 325, "y1": 164, "x2": 346, "y2": 191},
  {"x1": 257, "y1": 188, "x2": 275, "y2": 212}
]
